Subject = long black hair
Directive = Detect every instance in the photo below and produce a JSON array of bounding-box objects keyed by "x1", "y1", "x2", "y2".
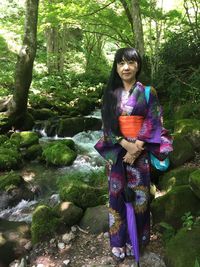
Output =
[{"x1": 102, "y1": 47, "x2": 142, "y2": 135}]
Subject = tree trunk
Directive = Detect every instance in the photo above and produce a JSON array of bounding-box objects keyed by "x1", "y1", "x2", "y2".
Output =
[
  {"x1": 9, "y1": 0, "x2": 39, "y2": 129},
  {"x1": 46, "y1": 26, "x2": 65, "y2": 74},
  {"x1": 131, "y1": 0, "x2": 145, "y2": 57}
]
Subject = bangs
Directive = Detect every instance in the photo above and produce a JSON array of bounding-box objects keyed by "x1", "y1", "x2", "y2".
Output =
[{"x1": 115, "y1": 48, "x2": 140, "y2": 63}]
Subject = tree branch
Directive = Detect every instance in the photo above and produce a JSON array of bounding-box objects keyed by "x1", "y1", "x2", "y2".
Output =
[
  {"x1": 80, "y1": 0, "x2": 115, "y2": 17},
  {"x1": 119, "y1": 0, "x2": 133, "y2": 31}
]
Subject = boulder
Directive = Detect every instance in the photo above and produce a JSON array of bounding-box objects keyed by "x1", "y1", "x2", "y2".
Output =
[
  {"x1": 189, "y1": 169, "x2": 200, "y2": 199},
  {"x1": 0, "y1": 141, "x2": 22, "y2": 171},
  {"x1": 169, "y1": 135, "x2": 195, "y2": 167},
  {"x1": 23, "y1": 144, "x2": 43, "y2": 160},
  {"x1": 165, "y1": 225, "x2": 200, "y2": 267},
  {"x1": 174, "y1": 119, "x2": 200, "y2": 151},
  {"x1": 79, "y1": 205, "x2": 109, "y2": 234},
  {"x1": 42, "y1": 140, "x2": 77, "y2": 166},
  {"x1": 59, "y1": 180, "x2": 105, "y2": 209},
  {"x1": 10, "y1": 131, "x2": 39, "y2": 148},
  {"x1": 30, "y1": 108, "x2": 57, "y2": 120},
  {"x1": 151, "y1": 185, "x2": 200, "y2": 229},
  {"x1": 0, "y1": 172, "x2": 34, "y2": 208},
  {"x1": 159, "y1": 166, "x2": 197, "y2": 191},
  {"x1": 56, "y1": 201, "x2": 83, "y2": 226},
  {"x1": 0, "y1": 219, "x2": 30, "y2": 266},
  {"x1": 31, "y1": 205, "x2": 60, "y2": 244}
]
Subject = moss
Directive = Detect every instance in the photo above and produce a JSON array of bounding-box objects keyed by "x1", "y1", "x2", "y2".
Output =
[
  {"x1": 169, "y1": 135, "x2": 195, "y2": 167},
  {"x1": 31, "y1": 205, "x2": 60, "y2": 244},
  {"x1": 159, "y1": 166, "x2": 198, "y2": 191},
  {"x1": 174, "y1": 104, "x2": 200, "y2": 120},
  {"x1": 24, "y1": 144, "x2": 42, "y2": 160},
  {"x1": 151, "y1": 185, "x2": 200, "y2": 229},
  {"x1": 59, "y1": 180, "x2": 104, "y2": 209},
  {"x1": 0, "y1": 135, "x2": 8, "y2": 144},
  {"x1": 10, "y1": 131, "x2": 39, "y2": 148},
  {"x1": 189, "y1": 170, "x2": 200, "y2": 199},
  {"x1": 42, "y1": 141, "x2": 77, "y2": 166},
  {"x1": 57, "y1": 117, "x2": 85, "y2": 137},
  {"x1": 0, "y1": 172, "x2": 23, "y2": 191},
  {"x1": 0, "y1": 145, "x2": 22, "y2": 171},
  {"x1": 165, "y1": 225, "x2": 200, "y2": 267}
]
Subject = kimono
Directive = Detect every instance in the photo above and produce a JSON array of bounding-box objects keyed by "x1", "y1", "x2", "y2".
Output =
[{"x1": 94, "y1": 81, "x2": 173, "y2": 249}]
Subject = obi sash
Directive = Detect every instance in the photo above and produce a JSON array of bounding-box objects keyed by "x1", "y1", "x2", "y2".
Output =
[{"x1": 118, "y1": 115, "x2": 144, "y2": 138}]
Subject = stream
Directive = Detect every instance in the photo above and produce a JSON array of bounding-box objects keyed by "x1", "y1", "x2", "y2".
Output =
[{"x1": 0, "y1": 110, "x2": 104, "y2": 223}]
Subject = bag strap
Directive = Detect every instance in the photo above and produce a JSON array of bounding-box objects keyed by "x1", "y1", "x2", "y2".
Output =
[{"x1": 144, "y1": 86, "x2": 151, "y2": 104}]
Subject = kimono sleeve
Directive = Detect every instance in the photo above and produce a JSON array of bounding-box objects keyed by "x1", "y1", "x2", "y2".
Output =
[
  {"x1": 137, "y1": 87, "x2": 162, "y2": 144},
  {"x1": 94, "y1": 130, "x2": 123, "y2": 165}
]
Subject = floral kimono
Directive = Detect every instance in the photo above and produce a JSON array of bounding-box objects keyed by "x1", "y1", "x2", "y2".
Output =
[{"x1": 95, "y1": 81, "x2": 173, "y2": 248}]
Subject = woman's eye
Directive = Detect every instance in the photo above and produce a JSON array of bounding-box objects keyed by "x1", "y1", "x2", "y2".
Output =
[{"x1": 128, "y1": 61, "x2": 135, "y2": 65}]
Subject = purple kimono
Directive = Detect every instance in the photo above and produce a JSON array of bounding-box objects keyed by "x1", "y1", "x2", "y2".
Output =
[{"x1": 95, "y1": 81, "x2": 173, "y2": 249}]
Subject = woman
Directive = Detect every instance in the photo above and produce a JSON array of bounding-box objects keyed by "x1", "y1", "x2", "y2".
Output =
[{"x1": 95, "y1": 47, "x2": 172, "y2": 261}]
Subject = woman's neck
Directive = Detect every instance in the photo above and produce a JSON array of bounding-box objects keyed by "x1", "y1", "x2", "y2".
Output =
[{"x1": 123, "y1": 80, "x2": 136, "y2": 91}]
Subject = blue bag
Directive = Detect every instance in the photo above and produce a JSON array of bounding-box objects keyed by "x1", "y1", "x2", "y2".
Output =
[{"x1": 145, "y1": 86, "x2": 170, "y2": 171}]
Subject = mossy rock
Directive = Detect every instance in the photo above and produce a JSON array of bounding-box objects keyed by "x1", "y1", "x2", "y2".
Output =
[
  {"x1": 151, "y1": 185, "x2": 200, "y2": 229},
  {"x1": 79, "y1": 205, "x2": 109, "y2": 234},
  {"x1": 42, "y1": 140, "x2": 77, "y2": 166},
  {"x1": 59, "y1": 180, "x2": 105, "y2": 209},
  {"x1": 30, "y1": 108, "x2": 57, "y2": 120},
  {"x1": 24, "y1": 144, "x2": 43, "y2": 160},
  {"x1": 0, "y1": 114, "x2": 11, "y2": 134},
  {"x1": 0, "y1": 145, "x2": 22, "y2": 171},
  {"x1": 165, "y1": 225, "x2": 200, "y2": 267},
  {"x1": 84, "y1": 117, "x2": 102, "y2": 131},
  {"x1": 189, "y1": 169, "x2": 200, "y2": 199},
  {"x1": 57, "y1": 117, "x2": 85, "y2": 137},
  {"x1": 174, "y1": 119, "x2": 200, "y2": 151},
  {"x1": 10, "y1": 131, "x2": 39, "y2": 148},
  {"x1": 174, "y1": 104, "x2": 200, "y2": 120},
  {"x1": 169, "y1": 135, "x2": 195, "y2": 167},
  {"x1": 55, "y1": 201, "x2": 83, "y2": 226},
  {"x1": 0, "y1": 172, "x2": 23, "y2": 191},
  {"x1": 31, "y1": 205, "x2": 60, "y2": 244},
  {"x1": 159, "y1": 166, "x2": 198, "y2": 191}
]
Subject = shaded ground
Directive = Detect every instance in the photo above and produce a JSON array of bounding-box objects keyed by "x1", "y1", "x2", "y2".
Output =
[{"x1": 13, "y1": 224, "x2": 165, "y2": 267}]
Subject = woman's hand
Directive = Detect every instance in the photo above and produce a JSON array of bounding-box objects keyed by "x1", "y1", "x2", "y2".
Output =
[
  {"x1": 123, "y1": 151, "x2": 140, "y2": 165},
  {"x1": 120, "y1": 139, "x2": 143, "y2": 156}
]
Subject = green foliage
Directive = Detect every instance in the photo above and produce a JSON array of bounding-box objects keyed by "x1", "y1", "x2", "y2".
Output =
[
  {"x1": 194, "y1": 259, "x2": 200, "y2": 267},
  {"x1": 159, "y1": 221, "x2": 175, "y2": 244},
  {"x1": 181, "y1": 212, "x2": 195, "y2": 230}
]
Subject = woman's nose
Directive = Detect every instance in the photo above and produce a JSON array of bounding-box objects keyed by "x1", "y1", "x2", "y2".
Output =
[{"x1": 124, "y1": 63, "x2": 129, "y2": 70}]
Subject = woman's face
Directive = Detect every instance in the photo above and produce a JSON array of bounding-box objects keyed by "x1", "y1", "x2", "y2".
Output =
[{"x1": 116, "y1": 59, "x2": 138, "y2": 84}]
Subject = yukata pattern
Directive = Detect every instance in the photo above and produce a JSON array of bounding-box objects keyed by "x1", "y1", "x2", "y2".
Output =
[{"x1": 94, "y1": 81, "x2": 173, "y2": 248}]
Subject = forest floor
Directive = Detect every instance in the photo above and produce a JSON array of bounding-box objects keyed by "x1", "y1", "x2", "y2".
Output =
[{"x1": 21, "y1": 223, "x2": 165, "y2": 267}]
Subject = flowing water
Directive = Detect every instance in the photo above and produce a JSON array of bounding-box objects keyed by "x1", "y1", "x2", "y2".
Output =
[{"x1": 0, "y1": 116, "x2": 104, "y2": 223}]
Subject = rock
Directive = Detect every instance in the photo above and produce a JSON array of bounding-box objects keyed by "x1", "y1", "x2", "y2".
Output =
[
  {"x1": 0, "y1": 220, "x2": 30, "y2": 266},
  {"x1": 79, "y1": 205, "x2": 109, "y2": 234},
  {"x1": 31, "y1": 205, "x2": 60, "y2": 244},
  {"x1": 57, "y1": 242, "x2": 65, "y2": 250},
  {"x1": 23, "y1": 144, "x2": 42, "y2": 160},
  {"x1": 0, "y1": 172, "x2": 34, "y2": 208},
  {"x1": 159, "y1": 166, "x2": 197, "y2": 191},
  {"x1": 189, "y1": 169, "x2": 200, "y2": 199},
  {"x1": 0, "y1": 141, "x2": 22, "y2": 171},
  {"x1": 71, "y1": 226, "x2": 77, "y2": 232},
  {"x1": 174, "y1": 119, "x2": 200, "y2": 151},
  {"x1": 59, "y1": 181, "x2": 105, "y2": 209},
  {"x1": 62, "y1": 259, "x2": 70, "y2": 266},
  {"x1": 10, "y1": 131, "x2": 39, "y2": 148},
  {"x1": 49, "y1": 194, "x2": 60, "y2": 207},
  {"x1": 151, "y1": 185, "x2": 200, "y2": 229},
  {"x1": 62, "y1": 232, "x2": 75, "y2": 244},
  {"x1": 56, "y1": 201, "x2": 83, "y2": 226},
  {"x1": 30, "y1": 108, "x2": 57, "y2": 120},
  {"x1": 165, "y1": 225, "x2": 200, "y2": 267},
  {"x1": 169, "y1": 135, "x2": 195, "y2": 167},
  {"x1": 42, "y1": 140, "x2": 77, "y2": 166}
]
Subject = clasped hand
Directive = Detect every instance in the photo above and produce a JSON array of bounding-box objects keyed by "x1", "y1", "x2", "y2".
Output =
[{"x1": 123, "y1": 140, "x2": 144, "y2": 165}]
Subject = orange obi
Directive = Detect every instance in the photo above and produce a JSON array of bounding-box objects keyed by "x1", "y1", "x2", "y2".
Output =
[{"x1": 118, "y1": 115, "x2": 144, "y2": 138}]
